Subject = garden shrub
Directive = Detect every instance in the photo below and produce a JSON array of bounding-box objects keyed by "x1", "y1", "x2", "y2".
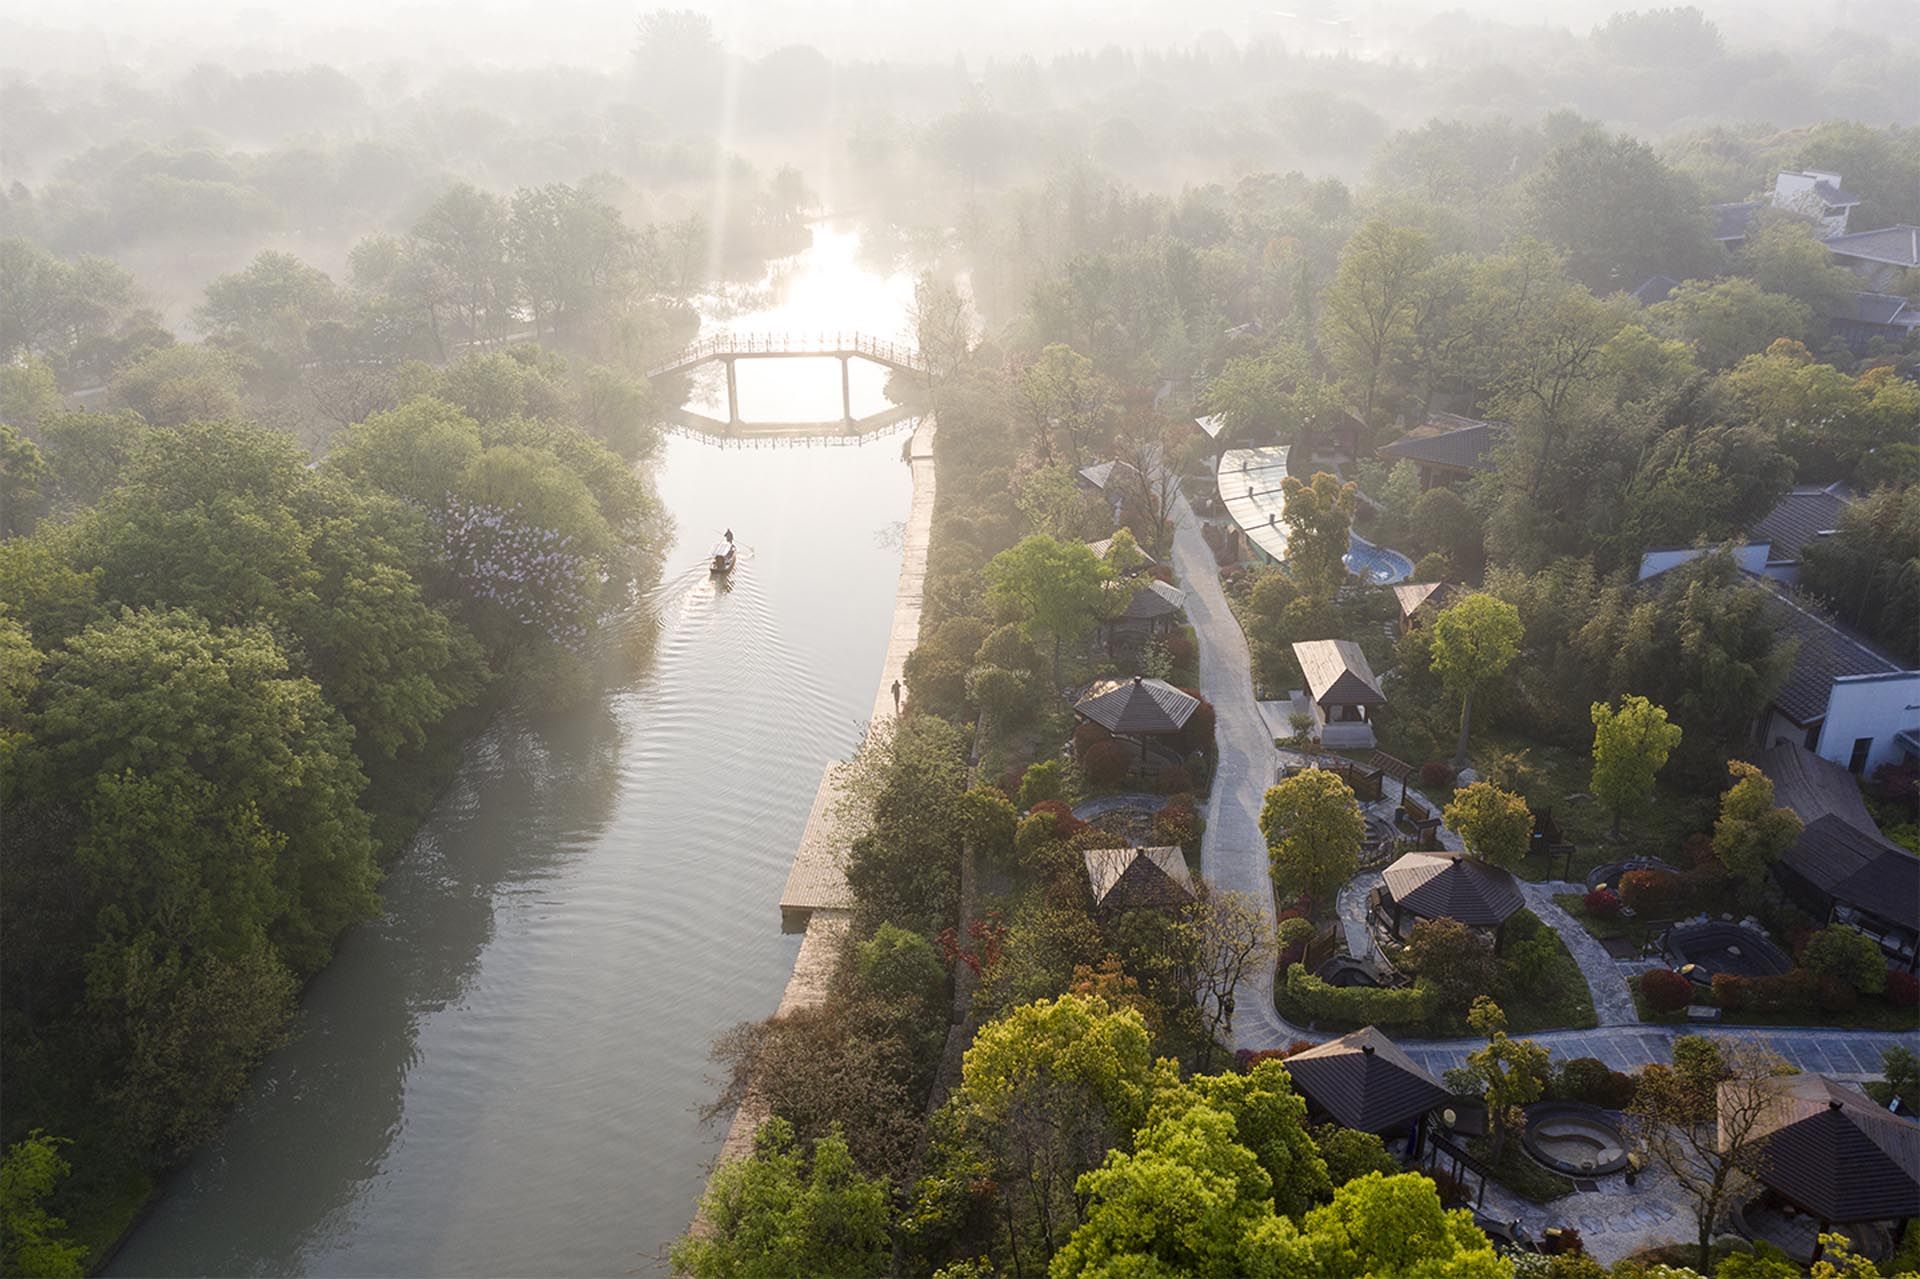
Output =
[
  {"x1": 1177, "y1": 690, "x2": 1216, "y2": 754},
  {"x1": 1582, "y1": 888, "x2": 1621, "y2": 920},
  {"x1": 1618, "y1": 869, "x2": 1680, "y2": 917},
  {"x1": 1817, "y1": 973, "x2": 1860, "y2": 1014},
  {"x1": 1155, "y1": 764, "x2": 1193, "y2": 794},
  {"x1": 1681, "y1": 832, "x2": 1715, "y2": 867},
  {"x1": 1887, "y1": 969, "x2": 1919, "y2": 1008},
  {"x1": 998, "y1": 765, "x2": 1025, "y2": 797},
  {"x1": 856, "y1": 923, "x2": 947, "y2": 1007},
  {"x1": 1640, "y1": 968, "x2": 1693, "y2": 1013},
  {"x1": 1285, "y1": 963, "x2": 1429, "y2": 1028},
  {"x1": 1411, "y1": 551, "x2": 1451, "y2": 583},
  {"x1": 958, "y1": 786, "x2": 1017, "y2": 864},
  {"x1": 1164, "y1": 633, "x2": 1196, "y2": 666},
  {"x1": 1403, "y1": 917, "x2": 1499, "y2": 1015},
  {"x1": 1025, "y1": 800, "x2": 1084, "y2": 837},
  {"x1": 1749, "y1": 967, "x2": 1817, "y2": 1014},
  {"x1": 975, "y1": 622, "x2": 1045, "y2": 675},
  {"x1": 1553, "y1": 1057, "x2": 1635, "y2": 1109},
  {"x1": 1311, "y1": 1123, "x2": 1399, "y2": 1185},
  {"x1": 964, "y1": 663, "x2": 1033, "y2": 725},
  {"x1": 1072, "y1": 720, "x2": 1112, "y2": 757},
  {"x1": 1419, "y1": 760, "x2": 1454, "y2": 790},
  {"x1": 1152, "y1": 795, "x2": 1201, "y2": 847},
  {"x1": 1081, "y1": 739, "x2": 1133, "y2": 788},
  {"x1": 1710, "y1": 972, "x2": 1752, "y2": 1011},
  {"x1": 1018, "y1": 760, "x2": 1065, "y2": 809},
  {"x1": 1802, "y1": 924, "x2": 1887, "y2": 995}
]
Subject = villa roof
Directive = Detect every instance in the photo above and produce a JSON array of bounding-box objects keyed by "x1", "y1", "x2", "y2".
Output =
[
  {"x1": 1293, "y1": 639, "x2": 1384, "y2": 707},
  {"x1": 1714, "y1": 201, "x2": 1763, "y2": 242},
  {"x1": 1825, "y1": 225, "x2": 1920, "y2": 268},
  {"x1": 1391, "y1": 581, "x2": 1451, "y2": 620},
  {"x1": 1727, "y1": 1075, "x2": 1920, "y2": 1224},
  {"x1": 1375, "y1": 417, "x2": 1501, "y2": 474},
  {"x1": 1075, "y1": 675, "x2": 1200, "y2": 735},
  {"x1": 1755, "y1": 741, "x2": 1878, "y2": 832},
  {"x1": 1083, "y1": 845, "x2": 1196, "y2": 910},
  {"x1": 1841, "y1": 291, "x2": 1920, "y2": 329},
  {"x1": 1382, "y1": 852, "x2": 1525, "y2": 928},
  {"x1": 1116, "y1": 579, "x2": 1186, "y2": 622},
  {"x1": 1079, "y1": 459, "x2": 1142, "y2": 492},
  {"x1": 1282, "y1": 1027, "x2": 1450, "y2": 1133},
  {"x1": 1779, "y1": 815, "x2": 1920, "y2": 933},
  {"x1": 1630, "y1": 274, "x2": 1679, "y2": 305},
  {"x1": 1751, "y1": 485, "x2": 1851, "y2": 565},
  {"x1": 1812, "y1": 178, "x2": 1863, "y2": 207},
  {"x1": 1087, "y1": 536, "x2": 1159, "y2": 567},
  {"x1": 1755, "y1": 585, "x2": 1906, "y2": 724}
]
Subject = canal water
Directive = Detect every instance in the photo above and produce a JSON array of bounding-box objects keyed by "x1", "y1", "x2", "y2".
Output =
[{"x1": 108, "y1": 226, "x2": 922, "y2": 1277}]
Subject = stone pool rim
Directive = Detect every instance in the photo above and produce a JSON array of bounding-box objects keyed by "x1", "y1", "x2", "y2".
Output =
[{"x1": 1520, "y1": 1101, "x2": 1631, "y2": 1177}]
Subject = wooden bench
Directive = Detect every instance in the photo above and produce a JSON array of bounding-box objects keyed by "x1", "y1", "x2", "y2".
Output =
[{"x1": 1395, "y1": 793, "x2": 1442, "y2": 849}]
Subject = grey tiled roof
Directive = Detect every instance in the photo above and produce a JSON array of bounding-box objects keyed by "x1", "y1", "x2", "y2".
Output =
[
  {"x1": 1382, "y1": 851, "x2": 1524, "y2": 928},
  {"x1": 1824, "y1": 224, "x2": 1920, "y2": 268},
  {"x1": 1840, "y1": 291, "x2": 1920, "y2": 327},
  {"x1": 1812, "y1": 179, "x2": 1862, "y2": 207},
  {"x1": 1751, "y1": 486, "x2": 1851, "y2": 565},
  {"x1": 1375, "y1": 420, "x2": 1500, "y2": 474},
  {"x1": 1629, "y1": 274, "x2": 1679, "y2": 305},
  {"x1": 1733, "y1": 1074, "x2": 1920, "y2": 1223},
  {"x1": 1116, "y1": 579, "x2": 1186, "y2": 621},
  {"x1": 1283, "y1": 1027, "x2": 1450, "y2": 1133},
  {"x1": 1757, "y1": 585, "x2": 1905, "y2": 724},
  {"x1": 1714, "y1": 201, "x2": 1762, "y2": 241},
  {"x1": 1075, "y1": 675, "x2": 1200, "y2": 734}
]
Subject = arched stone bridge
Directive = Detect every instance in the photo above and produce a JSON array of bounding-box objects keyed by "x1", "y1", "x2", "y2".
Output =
[{"x1": 646, "y1": 332, "x2": 925, "y2": 435}]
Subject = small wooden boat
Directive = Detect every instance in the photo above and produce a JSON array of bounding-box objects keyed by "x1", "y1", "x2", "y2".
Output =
[{"x1": 710, "y1": 531, "x2": 736, "y2": 574}]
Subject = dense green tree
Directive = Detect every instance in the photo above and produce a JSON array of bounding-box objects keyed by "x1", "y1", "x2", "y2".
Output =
[
  {"x1": 984, "y1": 535, "x2": 1111, "y2": 681},
  {"x1": 1738, "y1": 218, "x2": 1859, "y2": 317},
  {"x1": 1802, "y1": 926, "x2": 1887, "y2": 996},
  {"x1": 1712, "y1": 761, "x2": 1802, "y2": 902},
  {"x1": 1015, "y1": 344, "x2": 1107, "y2": 464},
  {"x1": 1649, "y1": 277, "x2": 1812, "y2": 370},
  {"x1": 196, "y1": 249, "x2": 341, "y2": 373},
  {"x1": 857, "y1": 923, "x2": 947, "y2": 1010},
  {"x1": 1429, "y1": 593, "x2": 1524, "y2": 769},
  {"x1": 0, "y1": 356, "x2": 61, "y2": 430},
  {"x1": 0, "y1": 1130, "x2": 86, "y2": 1278},
  {"x1": 1800, "y1": 486, "x2": 1920, "y2": 666},
  {"x1": 0, "y1": 423, "x2": 48, "y2": 538},
  {"x1": 1241, "y1": 1171, "x2": 1508, "y2": 1278},
  {"x1": 108, "y1": 345, "x2": 245, "y2": 427},
  {"x1": 1321, "y1": 221, "x2": 1431, "y2": 426},
  {"x1": 1403, "y1": 917, "x2": 1500, "y2": 1018},
  {"x1": 1259, "y1": 768, "x2": 1363, "y2": 916},
  {"x1": 1278, "y1": 471, "x2": 1357, "y2": 599},
  {"x1": 1525, "y1": 130, "x2": 1716, "y2": 290},
  {"x1": 1589, "y1": 694, "x2": 1682, "y2": 838},
  {"x1": 672, "y1": 1119, "x2": 891, "y2": 1279}
]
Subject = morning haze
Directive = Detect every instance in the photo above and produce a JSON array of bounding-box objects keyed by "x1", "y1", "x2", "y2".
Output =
[{"x1": 1, "y1": 1, "x2": 1916, "y2": 1277}]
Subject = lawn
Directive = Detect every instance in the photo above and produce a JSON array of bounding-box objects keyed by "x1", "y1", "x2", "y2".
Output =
[{"x1": 1467, "y1": 731, "x2": 1715, "y2": 885}]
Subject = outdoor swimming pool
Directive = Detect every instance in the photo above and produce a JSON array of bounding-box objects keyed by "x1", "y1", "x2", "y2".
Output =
[{"x1": 1345, "y1": 533, "x2": 1414, "y2": 584}]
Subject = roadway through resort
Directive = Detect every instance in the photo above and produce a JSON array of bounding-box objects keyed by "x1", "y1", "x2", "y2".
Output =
[{"x1": 1167, "y1": 491, "x2": 1920, "y2": 1080}]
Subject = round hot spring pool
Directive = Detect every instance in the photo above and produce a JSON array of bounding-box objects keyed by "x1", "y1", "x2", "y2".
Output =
[
  {"x1": 1662, "y1": 921, "x2": 1791, "y2": 984},
  {"x1": 1521, "y1": 1102, "x2": 1630, "y2": 1176}
]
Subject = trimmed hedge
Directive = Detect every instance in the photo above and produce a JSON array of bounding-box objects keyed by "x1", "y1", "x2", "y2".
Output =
[{"x1": 1285, "y1": 963, "x2": 1429, "y2": 1028}]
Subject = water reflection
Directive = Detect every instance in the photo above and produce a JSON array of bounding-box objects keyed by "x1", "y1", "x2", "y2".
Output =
[{"x1": 108, "y1": 228, "x2": 920, "y2": 1277}]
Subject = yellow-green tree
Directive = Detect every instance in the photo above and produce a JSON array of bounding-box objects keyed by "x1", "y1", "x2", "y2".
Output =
[
  {"x1": 1429, "y1": 593, "x2": 1524, "y2": 769},
  {"x1": 1279, "y1": 471, "x2": 1358, "y2": 600},
  {"x1": 1260, "y1": 768, "x2": 1364, "y2": 918},
  {"x1": 1442, "y1": 781, "x2": 1532, "y2": 869},
  {"x1": 1590, "y1": 694, "x2": 1683, "y2": 838},
  {"x1": 1462, "y1": 998, "x2": 1549, "y2": 1161},
  {"x1": 1712, "y1": 761, "x2": 1802, "y2": 901}
]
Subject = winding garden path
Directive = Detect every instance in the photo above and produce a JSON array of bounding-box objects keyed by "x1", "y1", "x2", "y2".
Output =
[{"x1": 1168, "y1": 492, "x2": 1918, "y2": 1080}]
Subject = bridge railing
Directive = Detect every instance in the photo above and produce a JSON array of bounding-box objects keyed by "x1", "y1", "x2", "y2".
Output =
[{"x1": 645, "y1": 331, "x2": 926, "y2": 378}]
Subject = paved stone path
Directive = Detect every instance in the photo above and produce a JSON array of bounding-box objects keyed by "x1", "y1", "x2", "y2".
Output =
[
  {"x1": 1523, "y1": 880, "x2": 1638, "y2": 1027},
  {"x1": 1169, "y1": 492, "x2": 1919, "y2": 1079}
]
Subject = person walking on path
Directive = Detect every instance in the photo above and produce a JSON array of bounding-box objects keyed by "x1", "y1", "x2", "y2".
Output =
[{"x1": 891, "y1": 679, "x2": 902, "y2": 713}]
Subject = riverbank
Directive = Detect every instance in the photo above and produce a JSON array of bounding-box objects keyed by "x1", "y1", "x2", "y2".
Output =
[{"x1": 691, "y1": 414, "x2": 936, "y2": 1235}]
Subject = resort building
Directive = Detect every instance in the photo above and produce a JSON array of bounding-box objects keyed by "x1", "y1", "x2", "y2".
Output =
[
  {"x1": 1373, "y1": 413, "x2": 1503, "y2": 491},
  {"x1": 1290, "y1": 639, "x2": 1385, "y2": 749}
]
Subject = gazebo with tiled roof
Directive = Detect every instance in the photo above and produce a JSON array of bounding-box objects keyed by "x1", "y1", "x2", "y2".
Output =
[
  {"x1": 1074, "y1": 675, "x2": 1201, "y2": 769},
  {"x1": 1381, "y1": 850, "x2": 1525, "y2": 949},
  {"x1": 1283, "y1": 1026, "x2": 1451, "y2": 1153}
]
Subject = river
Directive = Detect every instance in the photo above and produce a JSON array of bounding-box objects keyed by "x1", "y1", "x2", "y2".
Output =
[{"x1": 109, "y1": 225, "x2": 922, "y2": 1277}]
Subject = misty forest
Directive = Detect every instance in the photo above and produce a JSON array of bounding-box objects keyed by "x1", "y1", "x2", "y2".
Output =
[{"x1": 1, "y1": 1, "x2": 1918, "y2": 1276}]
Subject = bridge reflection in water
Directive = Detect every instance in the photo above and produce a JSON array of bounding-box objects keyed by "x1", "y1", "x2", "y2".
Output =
[{"x1": 647, "y1": 332, "x2": 925, "y2": 439}]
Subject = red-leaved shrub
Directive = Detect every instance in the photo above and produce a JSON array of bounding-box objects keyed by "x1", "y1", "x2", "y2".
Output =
[
  {"x1": 1073, "y1": 720, "x2": 1113, "y2": 756},
  {"x1": 1711, "y1": 972, "x2": 1752, "y2": 1011},
  {"x1": 1082, "y1": 739, "x2": 1133, "y2": 788},
  {"x1": 1681, "y1": 832, "x2": 1716, "y2": 867},
  {"x1": 1619, "y1": 869, "x2": 1681, "y2": 918},
  {"x1": 1419, "y1": 761, "x2": 1455, "y2": 790},
  {"x1": 1156, "y1": 764, "x2": 1194, "y2": 794},
  {"x1": 1026, "y1": 800, "x2": 1087, "y2": 840},
  {"x1": 1165, "y1": 634, "x2": 1197, "y2": 665},
  {"x1": 1178, "y1": 690, "x2": 1216, "y2": 753},
  {"x1": 1584, "y1": 888, "x2": 1622, "y2": 920},
  {"x1": 1641, "y1": 968, "x2": 1694, "y2": 1013},
  {"x1": 1888, "y1": 969, "x2": 1919, "y2": 1007},
  {"x1": 1817, "y1": 973, "x2": 1860, "y2": 1013}
]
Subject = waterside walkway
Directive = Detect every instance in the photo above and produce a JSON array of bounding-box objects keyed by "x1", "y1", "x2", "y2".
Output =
[
  {"x1": 1167, "y1": 492, "x2": 1918, "y2": 1080},
  {"x1": 693, "y1": 416, "x2": 936, "y2": 1226}
]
